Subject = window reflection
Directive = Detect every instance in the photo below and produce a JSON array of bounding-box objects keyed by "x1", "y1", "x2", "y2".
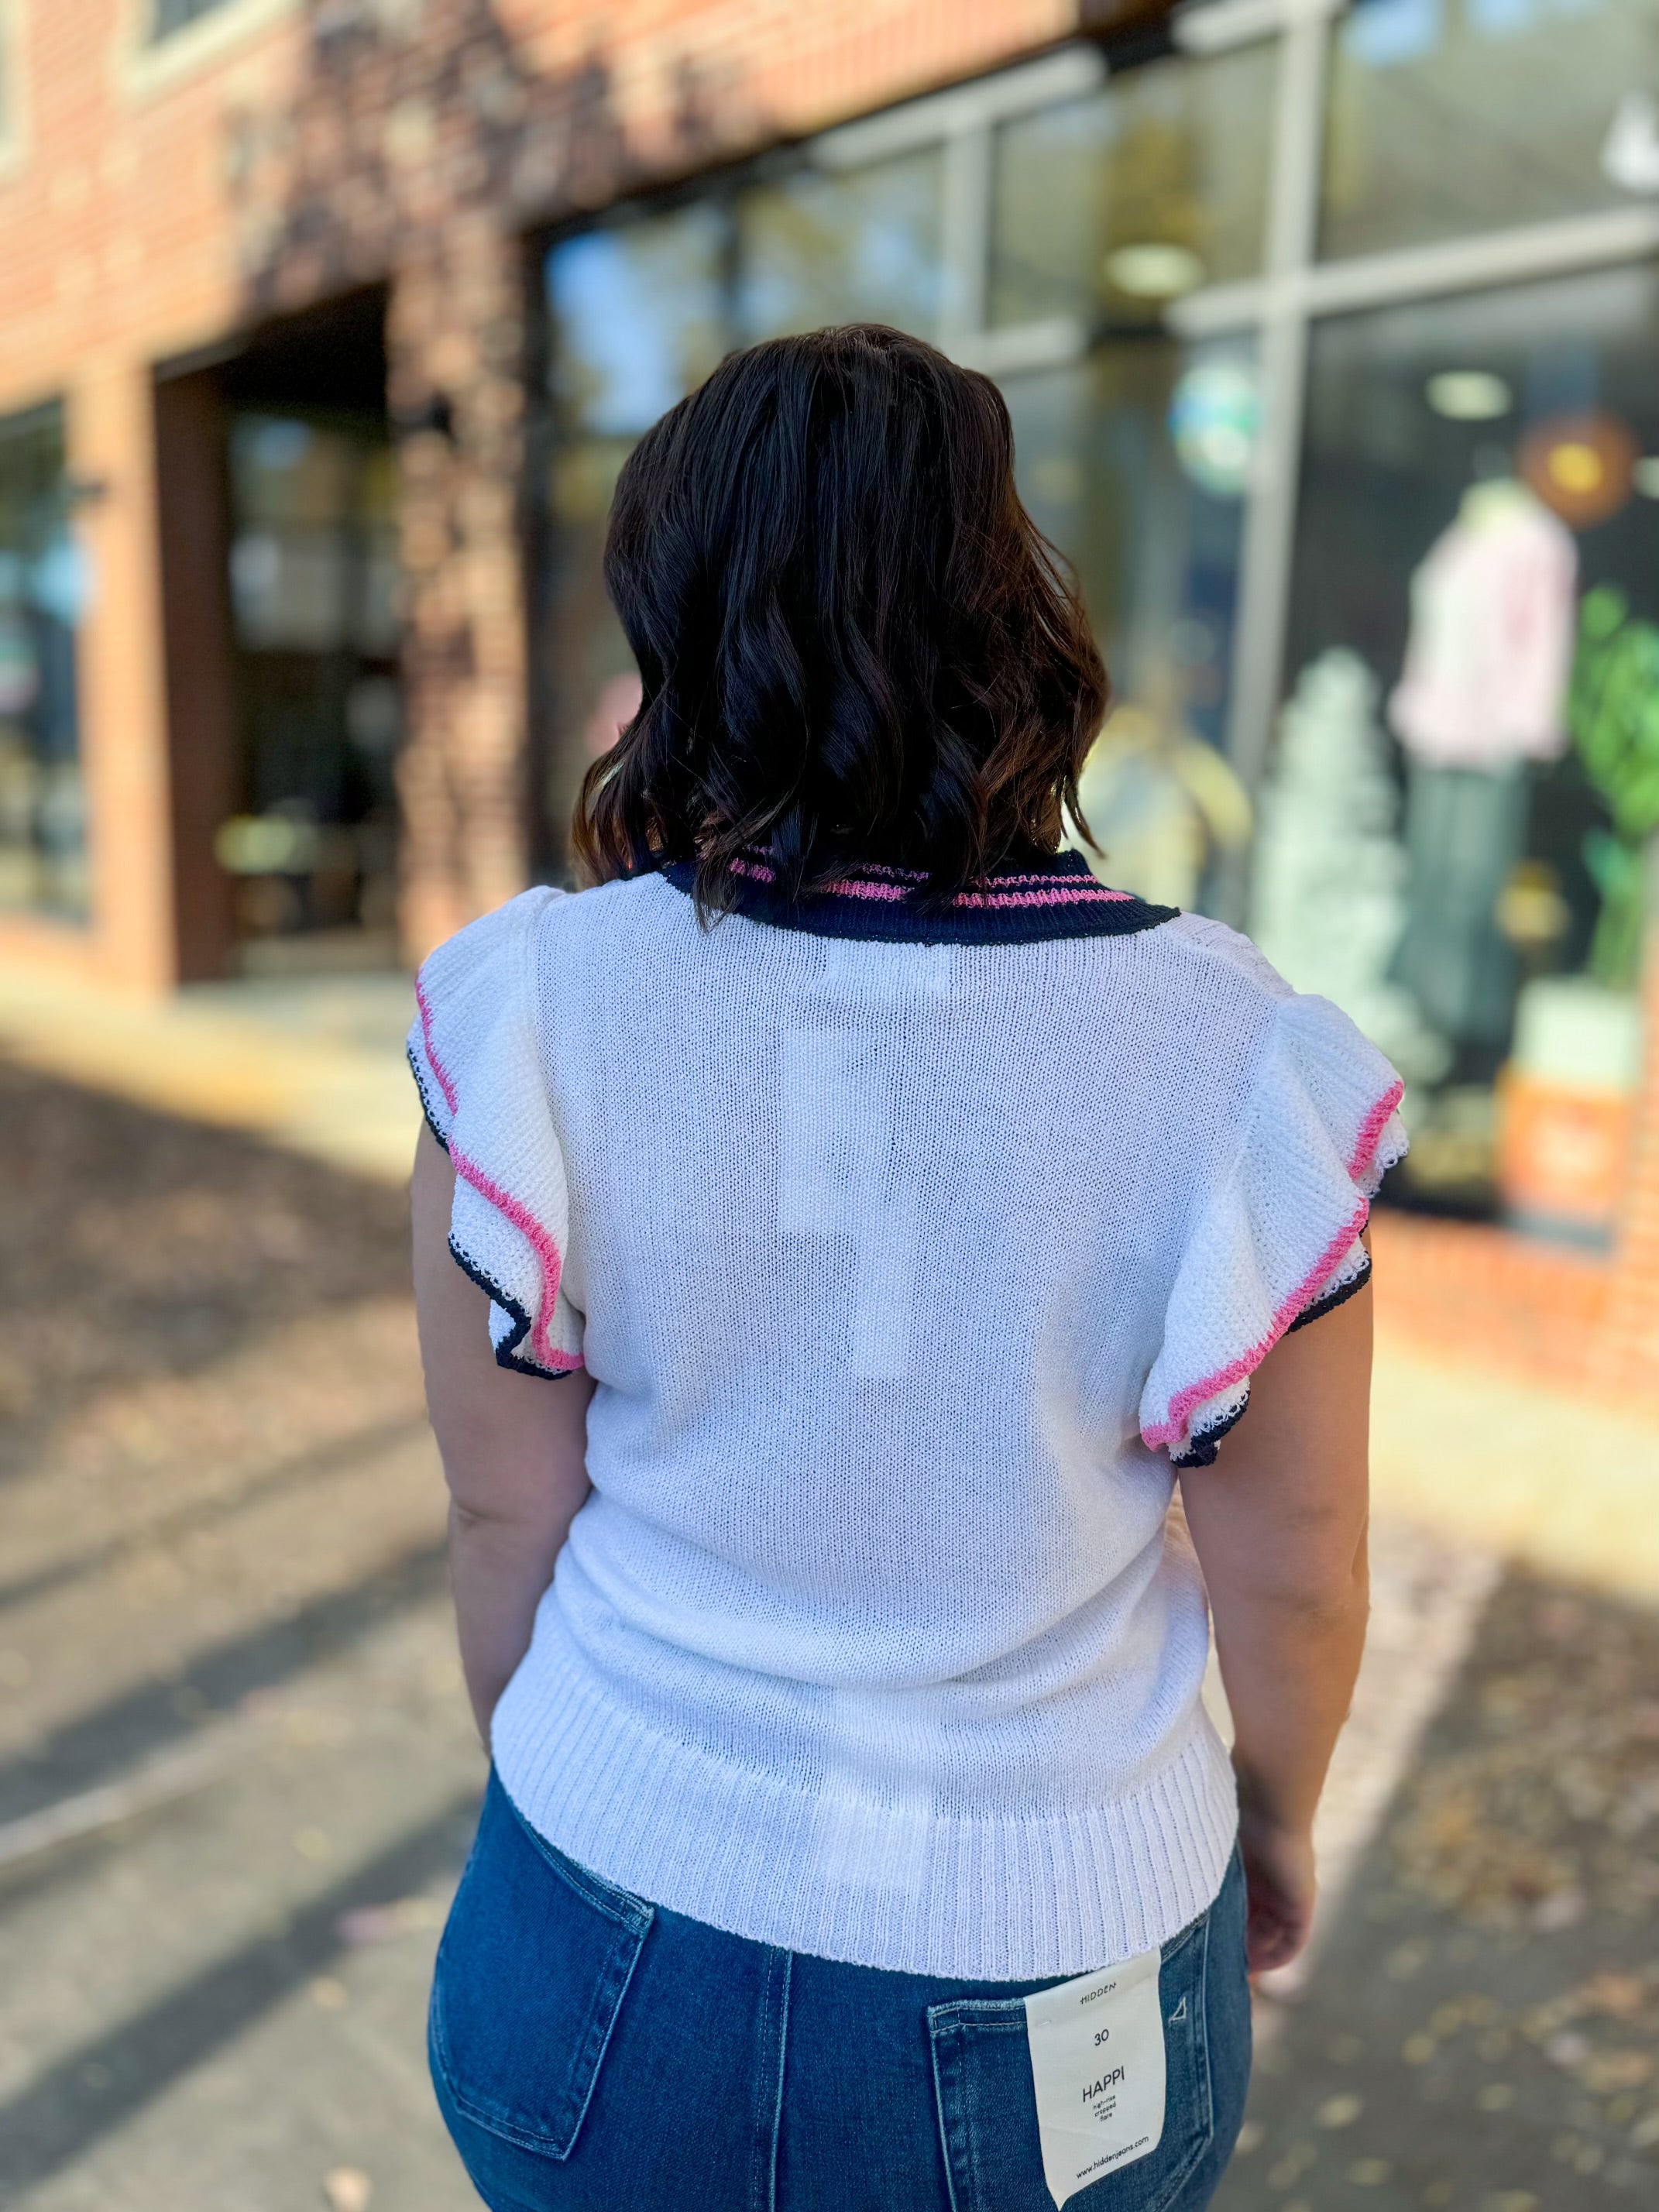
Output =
[
  {"x1": 1266, "y1": 266, "x2": 1659, "y2": 1238},
  {"x1": 1323, "y1": 0, "x2": 1659, "y2": 260},
  {"x1": 1008, "y1": 342, "x2": 1255, "y2": 912},
  {"x1": 989, "y1": 45, "x2": 1275, "y2": 330},
  {"x1": 0, "y1": 402, "x2": 86, "y2": 924},
  {"x1": 736, "y1": 151, "x2": 945, "y2": 341},
  {"x1": 541, "y1": 211, "x2": 731, "y2": 857},
  {"x1": 550, "y1": 206, "x2": 731, "y2": 440},
  {"x1": 539, "y1": 111, "x2": 1262, "y2": 903}
]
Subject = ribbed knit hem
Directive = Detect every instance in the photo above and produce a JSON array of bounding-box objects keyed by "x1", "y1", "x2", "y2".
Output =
[{"x1": 490, "y1": 1648, "x2": 1240, "y2": 1980}]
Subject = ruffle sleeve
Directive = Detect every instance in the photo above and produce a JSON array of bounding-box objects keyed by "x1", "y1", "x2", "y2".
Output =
[
  {"x1": 1139, "y1": 994, "x2": 1406, "y2": 1467},
  {"x1": 407, "y1": 888, "x2": 584, "y2": 1379}
]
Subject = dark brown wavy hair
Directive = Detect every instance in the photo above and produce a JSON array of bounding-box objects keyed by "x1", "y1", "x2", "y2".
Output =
[{"x1": 572, "y1": 323, "x2": 1109, "y2": 913}]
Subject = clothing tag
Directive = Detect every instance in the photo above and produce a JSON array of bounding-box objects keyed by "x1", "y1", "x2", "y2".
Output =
[{"x1": 1023, "y1": 1946, "x2": 1166, "y2": 2210}]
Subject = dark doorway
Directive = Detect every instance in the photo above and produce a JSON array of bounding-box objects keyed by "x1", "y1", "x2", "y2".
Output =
[
  {"x1": 157, "y1": 287, "x2": 403, "y2": 982},
  {"x1": 218, "y1": 288, "x2": 402, "y2": 976}
]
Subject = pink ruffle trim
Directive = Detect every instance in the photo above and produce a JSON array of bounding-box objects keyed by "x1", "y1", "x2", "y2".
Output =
[
  {"x1": 414, "y1": 972, "x2": 582, "y2": 1375},
  {"x1": 1142, "y1": 1199, "x2": 1369, "y2": 1451},
  {"x1": 1348, "y1": 1079, "x2": 1404, "y2": 1182},
  {"x1": 1142, "y1": 1077, "x2": 1403, "y2": 1455},
  {"x1": 448, "y1": 1142, "x2": 584, "y2": 1372},
  {"x1": 415, "y1": 975, "x2": 458, "y2": 1115}
]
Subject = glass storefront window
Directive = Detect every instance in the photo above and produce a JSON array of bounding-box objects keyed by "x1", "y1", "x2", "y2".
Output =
[
  {"x1": 152, "y1": 0, "x2": 237, "y2": 36},
  {"x1": 988, "y1": 43, "x2": 1276, "y2": 329},
  {"x1": 541, "y1": 208, "x2": 731, "y2": 850},
  {"x1": 1260, "y1": 264, "x2": 1659, "y2": 1240},
  {"x1": 0, "y1": 401, "x2": 87, "y2": 924},
  {"x1": 1008, "y1": 341, "x2": 1255, "y2": 909},
  {"x1": 736, "y1": 150, "x2": 946, "y2": 341},
  {"x1": 539, "y1": 153, "x2": 947, "y2": 855},
  {"x1": 1323, "y1": 0, "x2": 1659, "y2": 261},
  {"x1": 533, "y1": 26, "x2": 1659, "y2": 1251},
  {"x1": 550, "y1": 204, "x2": 731, "y2": 441},
  {"x1": 538, "y1": 74, "x2": 1262, "y2": 891}
]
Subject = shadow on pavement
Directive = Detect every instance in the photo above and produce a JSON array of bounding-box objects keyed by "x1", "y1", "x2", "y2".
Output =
[
  {"x1": 0, "y1": 1413, "x2": 428, "y2": 1616},
  {"x1": 0, "y1": 1539, "x2": 448, "y2": 1829},
  {"x1": 0, "y1": 1788, "x2": 480, "y2": 2194},
  {"x1": 0, "y1": 1056, "x2": 477, "y2": 2204},
  {"x1": 0, "y1": 1060, "x2": 413, "y2": 1485}
]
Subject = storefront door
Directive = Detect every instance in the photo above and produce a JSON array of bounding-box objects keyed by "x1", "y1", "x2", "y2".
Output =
[{"x1": 221, "y1": 407, "x2": 403, "y2": 972}]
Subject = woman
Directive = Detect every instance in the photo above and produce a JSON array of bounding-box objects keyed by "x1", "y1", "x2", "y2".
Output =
[{"x1": 409, "y1": 325, "x2": 1396, "y2": 2212}]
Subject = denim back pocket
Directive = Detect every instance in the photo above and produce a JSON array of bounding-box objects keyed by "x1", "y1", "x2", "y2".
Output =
[
  {"x1": 929, "y1": 1912, "x2": 1214, "y2": 2212},
  {"x1": 430, "y1": 1778, "x2": 654, "y2": 2160}
]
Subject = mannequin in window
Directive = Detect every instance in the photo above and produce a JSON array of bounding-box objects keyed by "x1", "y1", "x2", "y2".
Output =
[{"x1": 1386, "y1": 476, "x2": 1576, "y2": 1058}]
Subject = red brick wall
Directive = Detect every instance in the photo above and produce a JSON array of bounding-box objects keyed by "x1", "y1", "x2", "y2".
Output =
[{"x1": 1370, "y1": 1214, "x2": 1616, "y2": 1398}]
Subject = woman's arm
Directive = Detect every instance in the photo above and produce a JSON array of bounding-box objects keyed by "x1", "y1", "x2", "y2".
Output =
[
  {"x1": 411, "y1": 1124, "x2": 595, "y2": 1744},
  {"x1": 1177, "y1": 1272, "x2": 1373, "y2": 1973}
]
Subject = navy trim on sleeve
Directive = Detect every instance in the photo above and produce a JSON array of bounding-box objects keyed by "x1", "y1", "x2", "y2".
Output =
[
  {"x1": 445, "y1": 1235, "x2": 581, "y2": 1381},
  {"x1": 1286, "y1": 1251, "x2": 1372, "y2": 1334}
]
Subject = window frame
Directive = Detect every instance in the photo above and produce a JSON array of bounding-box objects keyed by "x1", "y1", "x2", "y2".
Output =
[
  {"x1": 119, "y1": 0, "x2": 301, "y2": 101},
  {"x1": 0, "y1": 0, "x2": 28, "y2": 178}
]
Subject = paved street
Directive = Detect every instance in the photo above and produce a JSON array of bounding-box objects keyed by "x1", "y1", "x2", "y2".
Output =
[
  {"x1": 1, "y1": 1025, "x2": 1657, "y2": 2210},
  {"x1": 0, "y1": 1056, "x2": 480, "y2": 2210}
]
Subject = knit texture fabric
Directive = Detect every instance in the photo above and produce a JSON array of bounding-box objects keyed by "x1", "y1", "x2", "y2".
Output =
[{"x1": 407, "y1": 871, "x2": 1405, "y2": 1977}]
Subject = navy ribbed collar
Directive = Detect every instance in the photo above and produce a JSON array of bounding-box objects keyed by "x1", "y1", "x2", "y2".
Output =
[{"x1": 660, "y1": 848, "x2": 1178, "y2": 945}]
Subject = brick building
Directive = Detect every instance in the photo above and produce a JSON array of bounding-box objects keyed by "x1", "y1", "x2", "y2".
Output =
[{"x1": 1, "y1": 0, "x2": 1657, "y2": 1395}]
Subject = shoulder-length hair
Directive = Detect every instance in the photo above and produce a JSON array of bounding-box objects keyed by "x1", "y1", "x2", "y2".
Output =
[{"x1": 572, "y1": 323, "x2": 1108, "y2": 913}]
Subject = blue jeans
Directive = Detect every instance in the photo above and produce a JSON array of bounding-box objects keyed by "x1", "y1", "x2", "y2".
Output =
[{"x1": 431, "y1": 1774, "x2": 1251, "y2": 2212}]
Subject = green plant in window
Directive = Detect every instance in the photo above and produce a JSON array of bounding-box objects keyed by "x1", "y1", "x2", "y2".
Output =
[{"x1": 1568, "y1": 586, "x2": 1659, "y2": 991}]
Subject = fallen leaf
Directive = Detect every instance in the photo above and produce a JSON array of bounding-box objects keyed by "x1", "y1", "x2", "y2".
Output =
[
  {"x1": 323, "y1": 2169, "x2": 372, "y2": 2212},
  {"x1": 1316, "y1": 2094, "x2": 1363, "y2": 2129}
]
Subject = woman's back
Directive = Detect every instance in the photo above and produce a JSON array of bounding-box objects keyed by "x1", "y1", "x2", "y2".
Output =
[{"x1": 411, "y1": 849, "x2": 1399, "y2": 1978}]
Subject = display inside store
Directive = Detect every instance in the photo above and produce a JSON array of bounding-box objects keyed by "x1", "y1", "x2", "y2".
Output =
[{"x1": 1278, "y1": 264, "x2": 1659, "y2": 1240}]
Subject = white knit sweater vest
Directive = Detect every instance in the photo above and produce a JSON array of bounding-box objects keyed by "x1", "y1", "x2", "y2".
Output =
[{"x1": 408, "y1": 854, "x2": 1405, "y2": 1978}]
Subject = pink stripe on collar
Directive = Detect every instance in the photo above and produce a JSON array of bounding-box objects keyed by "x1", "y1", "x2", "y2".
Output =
[{"x1": 727, "y1": 855, "x2": 1132, "y2": 908}]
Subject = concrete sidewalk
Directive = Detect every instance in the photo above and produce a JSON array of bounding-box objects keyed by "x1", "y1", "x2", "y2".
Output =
[{"x1": 0, "y1": 965, "x2": 421, "y2": 1187}]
